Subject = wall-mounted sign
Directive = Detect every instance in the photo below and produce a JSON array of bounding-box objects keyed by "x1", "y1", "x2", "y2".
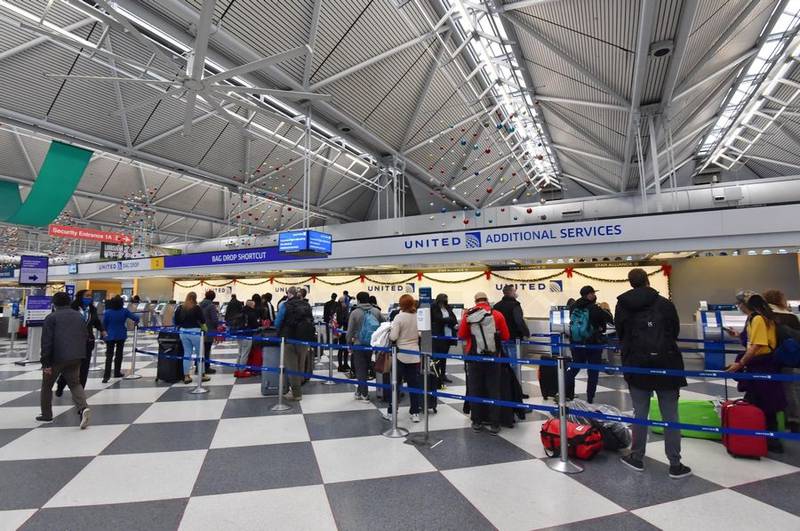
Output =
[
  {"x1": 67, "y1": 263, "x2": 78, "y2": 275},
  {"x1": 278, "y1": 230, "x2": 332, "y2": 256},
  {"x1": 0, "y1": 268, "x2": 14, "y2": 279},
  {"x1": 48, "y1": 224, "x2": 132, "y2": 244},
  {"x1": 19, "y1": 255, "x2": 48, "y2": 285},
  {"x1": 163, "y1": 246, "x2": 311, "y2": 269},
  {"x1": 24, "y1": 295, "x2": 52, "y2": 326}
]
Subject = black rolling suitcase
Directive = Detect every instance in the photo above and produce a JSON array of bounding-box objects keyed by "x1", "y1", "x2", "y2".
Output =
[
  {"x1": 538, "y1": 355, "x2": 559, "y2": 399},
  {"x1": 156, "y1": 331, "x2": 184, "y2": 383},
  {"x1": 423, "y1": 365, "x2": 440, "y2": 413}
]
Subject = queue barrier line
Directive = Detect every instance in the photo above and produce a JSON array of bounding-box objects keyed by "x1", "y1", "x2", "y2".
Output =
[{"x1": 132, "y1": 346, "x2": 800, "y2": 441}]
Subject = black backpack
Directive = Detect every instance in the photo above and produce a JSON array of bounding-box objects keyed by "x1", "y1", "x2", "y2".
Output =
[
  {"x1": 624, "y1": 302, "x2": 676, "y2": 369},
  {"x1": 282, "y1": 299, "x2": 316, "y2": 341}
]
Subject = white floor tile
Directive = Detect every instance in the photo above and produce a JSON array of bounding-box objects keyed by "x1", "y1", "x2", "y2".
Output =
[
  {"x1": 403, "y1": 404, "x2": 472, "y2": 433},
  {"x1": 227, "y1": 383, "x2": 263, "y2": 400},
  {"x1": 299, "y1": 391, "x2": 377, "y2": 414},
  {"x1": 0, "y1": 406, "x2": 73, "y2": 429},
  {"x1": 7, "y1": 371, "x2": 50, "y2": 381},
  {"x1": 0, "y1": 391, "x2": 31, "y2": 406},
  {"x1": 437, "y1": 385, "x2": 467, "y2": 404},
  {"x1": 498, "y1": 420, "x2": 549, "y2": 458},
  {"x1": 0, "y1": 509, "x2": 36, "y2": 531},
  {"x1": 210, "y1": 415, "x2": 309, "y2": 449},
  {"x1": 203, "y1": 373, "x2": 236, "y2": 386},
  {"x1": 633, "y1": 489, "x2": 800, "y2": 530},
  {"x1": 313, "y1": 435, "x2": 435, "y2": 484},
  {"x1": 443, "y1": 460, "x2": 622, "y2": 531},
  {"x1": 134, "y1": 399, "x2": 227, "y2": 424},
  {"x1": 81, "y1": 378, "x2": 118, "y2": 391},
  {"x1": 645, "y1": 438, "x2": 799, "y2": 487},
  {"x1": 87, "y1": 387, "x2": 169, "y2": 405},
  {"x1": 45, "y1": 450, "x2": 207, "y2": 507},
  {"x1": 0, "y1": 424, "x2": 127, "y2": 460},
  {"x1": 179, "y1": 485, "x2": 337, "y2": 531}
]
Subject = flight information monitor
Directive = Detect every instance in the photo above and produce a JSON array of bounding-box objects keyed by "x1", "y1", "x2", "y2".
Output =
[{"x1": 278, "y1": 230, "x2": 332, "y2": 257}]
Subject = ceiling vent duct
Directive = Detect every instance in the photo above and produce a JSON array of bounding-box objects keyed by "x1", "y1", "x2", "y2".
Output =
[
  {"x1": 712, "y1": 186, "x2": 744, "y2": 203},
  {"x1": 694, "y1": 171, "x2": 720, "y2": 186}
]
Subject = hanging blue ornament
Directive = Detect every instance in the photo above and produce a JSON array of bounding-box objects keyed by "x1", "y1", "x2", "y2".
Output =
[
  {"x1": 460, "y1": 139, "x2": 467, "y2": 146},
  {"x1": 473, "y1": 144, "x2": 479, "y2": 149},
  {"x1": 475, "y1": 210, "x2": 481, "y2": 217},
  {"x1": 474, "y1": 171, "x2": 480, "y2": 176},
  {"x1": 496, "y1": 123, "x2": 503, "y2": 130},
  {"x1": 440, "y1": 207, "x2": 447, "y2": 213}
]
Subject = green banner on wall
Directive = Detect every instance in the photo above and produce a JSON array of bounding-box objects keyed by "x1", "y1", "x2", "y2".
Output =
[{"x1": 0, "y1": 140, "x2": 93, "y2": 227}]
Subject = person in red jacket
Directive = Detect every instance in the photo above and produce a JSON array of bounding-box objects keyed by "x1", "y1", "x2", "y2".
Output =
[{"x1": 458, "y1": 292, "x2": 511, "y2": 434}]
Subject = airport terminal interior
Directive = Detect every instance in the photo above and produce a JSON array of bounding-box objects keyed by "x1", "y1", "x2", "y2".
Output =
[{"x1": 3, "y1": 0, "x2": 800, "y2": 530}]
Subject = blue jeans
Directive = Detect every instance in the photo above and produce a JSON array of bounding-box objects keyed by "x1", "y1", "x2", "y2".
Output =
[
  {"x1": 179, "y1": 328, "x2": 202, "y2": 375},
  {"x1": 565, "y1": 346, "x2": 602, "y2": 403}
]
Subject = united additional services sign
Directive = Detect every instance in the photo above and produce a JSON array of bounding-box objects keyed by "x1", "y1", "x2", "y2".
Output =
[{"x1": 49, "y1": 224, "x2": 133, "y2": 245}]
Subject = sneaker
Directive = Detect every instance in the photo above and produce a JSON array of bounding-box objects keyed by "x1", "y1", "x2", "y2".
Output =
[
  {"x1": 283, "y1": 391, "x2": 301, "y2": 401},
  {"x1": 381, "y1": 411, "x2": 392, "y2": 421},
  {"x1": 486, "y1": 424, "x2": 500, "y2": 436},
  {"x1": 668, "y1": 463, "x2": 692, "y2": 479},
  {"x1": 54, "y1": 388, "x2": 64, "y2": 398},
  {"x1": 471, "y1": 421, "x2": 484, "y2": 432},
  {"x1": 620, "y1": 454, "x2": 645, "y2": 472},
  {"x1": 35, "y1": 415, "x2": 54, "y2": 423},
  {"x1": 354, "y1": 391, "x2": 362, "y2": 401},
  {"x1": 411, "y1": 413, "x2": 421, "y2": 423},
  {"x1": 201, "y1": 375, "x2": 211, "y2": 382},
  {"x1": 79, "y1": 408, "x2": 91, "y2": 430},
  {"x1": 183, "y1": 376, "x2": 193, "y2": 384},
  {"x1": 101, "y1": 378, "x2": 109, "y2": 384}
]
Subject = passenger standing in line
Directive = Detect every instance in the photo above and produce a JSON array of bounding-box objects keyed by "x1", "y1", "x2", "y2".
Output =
[
  {"x1": 346, "y1": 291, "x2": 385, "y2": 400},
  {"x1": 323, "y1": 293, "x2": 339, "y2": 331},
  {"x1": 727, "y1": 294, "x2": 787, "y2": 452},
  {"x1": 199, "y1": 291, "x2": 220, "y2": 375},
  {"x1": 273, "y1": 286, "x2": 315, "y2": 401},
  {"x1": 262, "y1": 293, "x2": 276, "y2": 325},
  {"x1": 101, "y1": 295, "x2": 139, "y2": 383},
  {"x1": 225, "y1": 294, "x2": 244, "y2": 329},
  {"x1": 615, "y1": 268, "x2": 691, "y2": 478},
  {"x1": 233, "y1": 300, "x2": 261, "y2": 378},
  {"x1": 384, "y1": 294, "x2": 422, "y2": 423},
  {"x1": 251, "y1": 294, "x2": 263, "y2": 321},
  {"x1": 335, "y1": 296, "x2": 351, "y2": 372},
  {"x1": 565, "y1": 285, "x2": 614, "y2": 403},
  {"x1": 763, "y1": 289, "x2": 800, "y2": 433},
  {"x1": 431, "y1": 293, "x2": 458, "y2": 383},
  {"x1": 343, "y1": 290, "x2": 351, "y2": 309},
  {"x1": 458, "y1": 292, "x2": 510, "y2": 435},
  {"x1": 174, "y1": 292, "x2": 207, "y2": 385},
  {"x1": 276, "y1": 293, "x2": 288, "y2": 311},
  {"x1": 38, "y1": 292, "x2": 91, "y2": 428},
  {"x1": 55, "y1": 289, "x2": 105, "y2": 397}
]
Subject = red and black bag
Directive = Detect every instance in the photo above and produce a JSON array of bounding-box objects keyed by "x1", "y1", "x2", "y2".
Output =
[
  {"x1": 722, "y1": 399, "x2": 768, "y2": 458},
  {"x1": 540, "y1": 418, "x2": 604, "y2": 460}
]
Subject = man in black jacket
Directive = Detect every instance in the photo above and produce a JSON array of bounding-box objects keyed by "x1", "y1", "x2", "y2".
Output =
[
  {"x1": 494, "y1": 285, "x2": 529, "y2": 340},
  {"x1": 39, "y1": 292, "x2": 91, "y2": 428},
  {"x1": 225, "y1": 294, "x2": 244, "y2": 329},
  {"x1": 615, "y1": 268, "x2": 691, "y2": 479},
  {"x1": 565, "y1": 285, "x2": 614, "y2": 403},
  {"x1": 56, "y1": 289, "x2": 105, "y2": 397},
  {"x1": 274, "y1": 287, "x2": 315, "y2": 401}
]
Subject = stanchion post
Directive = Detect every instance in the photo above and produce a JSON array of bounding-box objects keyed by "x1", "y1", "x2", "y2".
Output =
[
  {"x1": 383, "y1": 345, "x2": 409, "y2": 438},
  {"x1": 271, "y1": 337, "x2": 292, "y2": 411},
  {"x1": 190, "y1": 330, "x2": 209, "y2": 394},
  {"x1": 89, "y1": 340, "x2": 102, "y2": 372},
  {"x1": 514, "y1": 338, "x2": 522, "y2": 382},
  {"x1": 123, "y1": 325, "x2": 142, "y2": 380},
  {"x1": 546, "y1": 354, "x2": 583, "y2": 474},
  {"x1": 323, "y1": 325, "x2": 336, "y2": 386}
]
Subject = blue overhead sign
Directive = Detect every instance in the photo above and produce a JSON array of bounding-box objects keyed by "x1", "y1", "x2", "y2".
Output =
[
  {"x1": 308, "y1": 230, "x2": 332, "y2": 254},
  {"x1": 0, "y1": 268, "x2": 14, "y2": 279},
  {"x1": 278, "y1": 230, "x2": 333, "y2": 255},
  {"x1": 163, "y1": 246, "x2": 313, "y2": 269},
  {"x1": 19, "y1": 255, "x2": 48, "y2": 285}
]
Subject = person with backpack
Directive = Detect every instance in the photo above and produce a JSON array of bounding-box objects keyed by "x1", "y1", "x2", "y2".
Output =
[
  {"x1": 346, "y1": 291, "x2": 385, "y2": 401},
  {"x1": 565, "y1": 286, "x2": 614, "y2": 403},
  {"x1": 457, "y1": 292, "x2": 510, "y2": 435},
  {"x1": 198, "y1": 291, "x2": 220, "y2": 375},
  {"x1": 763, "y1": 289, "x2": 800, "y2": 433},
  {"x1": 615, "y1": 269, "x2": 691, "y2": 479},
  {"x1": 273, "y1": 286, "x2": 316, "y2": 401}
]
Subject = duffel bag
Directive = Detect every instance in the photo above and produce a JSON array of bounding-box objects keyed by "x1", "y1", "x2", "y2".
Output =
[{"x1": 540, "y1": 418, "x2": 603, "y2": 460}]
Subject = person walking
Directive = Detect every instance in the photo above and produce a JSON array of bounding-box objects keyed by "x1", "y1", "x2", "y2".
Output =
[
  {"x1": 346, "y1": 291, "x2": 385, "y2": 400},
  {"x1": 458, "y1": 292, "x2": 510, "y2": 435},
  {"x1": 199, "y1": 291, "x2": 220, "y2": 375},
  {"x1": 763, "y1": 289, "x2": 800, "y2": 433},
  {"x1": 38, "y1": 292, "x2": 91, "y2": 428},
  {"x1": 101, "y1": 295, "x2": 139, "y2": 383},
  {"x1": 174, "y1": 292, "x2": 207, "y2": 385},
  {"x1": 55, "y1": 289, "x2": 105, "y2": 397},
  {"x1": 565, "y1": 285, "x2": 614, "y2": 403},
  {"x1": 383, "y1": 294, "x2": 422, "y2": 423},
  {"x1": 273, "y1": 286, "x2": 315, "y2": 401},
  {"x1": 615, "y1": 268, "x2": 691, "y2": 478},
  {"x1": 431, "y1": 293, "x2": 458, "y2": 383}
]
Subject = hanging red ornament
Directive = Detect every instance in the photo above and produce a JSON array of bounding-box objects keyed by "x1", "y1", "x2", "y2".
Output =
[
  {"x1": 417, "y1": 272, "x2": 423, "y2": 281},
  {"x1": 269, "y1": 276, "x2": 275, "y2": 284},
  {"x1": 661, "y1": 264, "x2": 672, "y2": 277},
  {"x1": 463, "y1": 219, "x2": 470, "y2": 224},
  {"x1": 526, "y1": 208, "x2": 533, "y2": 214},
  {"x1": 486, "y1": 187, "x2": 493, "y2": 193},
  {"x1": 484, "y1": 270, "x2": 491, "y2": 280},
  {"x1": 566, "y1": 267, "x2": 574, "y2": 278},
  {"x1": 359, "y1": 274, "x2": 366, "y2": 283}
]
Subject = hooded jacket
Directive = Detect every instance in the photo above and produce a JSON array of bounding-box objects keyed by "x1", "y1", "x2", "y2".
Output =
[
  {"x1": 493, "y1": 296, "x2": 530, "y2": 339},
  {"x1": 614, "y1": 286, "x2": 686, "y2": 390},
  {"x1": 345, "y1": 303, "x2": 385, "y2": 345},
  {"x1": 571, "y1": 297, "x2": 614, "y2": 344},
  {"x1": 457, "y1": 301, "x2": 510, "y2": 355}
]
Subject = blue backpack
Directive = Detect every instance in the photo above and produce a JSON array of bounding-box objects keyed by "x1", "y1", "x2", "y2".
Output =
[
  {"x1": 570, "y1": 307, "x2": 593, "y2": 343},
  {"x1": 776, "y1": 324, "x2": 800, "y2": 368},
  {"x1": 358, "y1": 310, "x2": 380, "y2": 345}
]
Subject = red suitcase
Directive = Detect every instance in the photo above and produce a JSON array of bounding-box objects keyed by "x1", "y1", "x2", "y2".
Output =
[{"x1": 722, "y1": 399, "x2": 767, "y2": 458}]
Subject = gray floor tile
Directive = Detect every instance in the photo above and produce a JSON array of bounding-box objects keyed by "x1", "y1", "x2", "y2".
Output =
[
  {"x1": 107, "y1": 378, "x2": 173, "y2": 389},
  {"x1": 591, "y1": 390, "x2": 633, "y2": 411},
  {"x1": 304, "y1": 409, "x2": 388, "y2": 440},
  {"x1": 221, "y1": 397, "x2": 294, "y2": 418},
  {"x1": 20, "y1": 498, "x2": 189, "y2": 531},
  {"x1": 594, "y1": 375, "x2": 632, "y2": 390},
  {"x1": 192, "y1": 442, "x2": 322, "y2": 496},
  {"x1": 684, "y1": 381, "x2": 731, "y2": 396},
  {"x1": 764, "y1": 438, "x2": 800, "y2": 467},
  {"x1": 0, "y1": 428, "x2": 31, "y2": 448},
  {"x1": 0, "y1": 457, "x2": 92, "y2": 510},
  {"x1": 4, "y1": 389, "x2": 98, "y2": 408},
  {"x1": 537, "y1": 511, "x2": 660, "y2": 531},
  {"x1": 102, "y1": 420, "x2": 219, "y2": 455},
  {"x1": 0, "y1": 380, "x2": 44, "y2": 392},
  {"x1": 326, "y1": 472, "x2": 494, "y2": 531},
  {"x1": 42, "y1": 403, "x2": 151, "y2": 428},
  {"x1": 301, "y1": 380, "x2": 364, "y2": 395},
  {"x1": 570, "y1": 453, "x2": 723, "y2": 510},
  {"x1": 733, "y1": 472, "x2": 800, "y2": 516},
  {"x1": 156, "y1": 385, "x2": 232, "y2": 402},
  {"x1": 414, "y1": 427, "x2": 535, "y2": 470}
]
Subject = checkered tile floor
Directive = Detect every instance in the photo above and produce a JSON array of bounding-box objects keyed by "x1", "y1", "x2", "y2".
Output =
[{"x1": 1, "y1": 336, "x2": 799, "y2": 531}]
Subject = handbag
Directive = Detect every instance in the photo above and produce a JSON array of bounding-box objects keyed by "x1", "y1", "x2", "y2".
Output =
[{"x1": 374, "y1": 351, "x2": 391, "y2": 373}]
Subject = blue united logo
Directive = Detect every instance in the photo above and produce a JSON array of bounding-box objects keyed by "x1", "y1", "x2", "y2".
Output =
[
  {"x1": 465, "y1": 231, "x2": 482, "y2": 248},
  {"x1": 549, "y1": 280, "x2": 563, "y2": 292}
]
